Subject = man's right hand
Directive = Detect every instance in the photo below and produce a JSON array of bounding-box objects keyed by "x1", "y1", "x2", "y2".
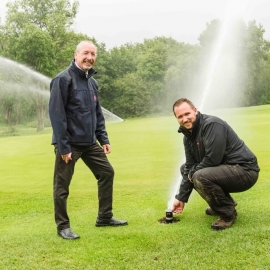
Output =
[
  {"x1": 172, "y1": 199, "x2": 185, "y2": 214},
  {"x1": 61, "y1": 152, "x2": 72, "y2": 163}
]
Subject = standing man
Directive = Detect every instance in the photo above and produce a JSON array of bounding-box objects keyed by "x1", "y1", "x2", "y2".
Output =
[
  {"x1": 49, "y1": 41, "x2": 127, "y2": 240},
  {"x1": 171, "y1": 98, "x2": 259, "y2": 230}
]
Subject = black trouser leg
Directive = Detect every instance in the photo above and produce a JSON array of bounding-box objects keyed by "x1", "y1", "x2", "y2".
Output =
[
  {"x1": 81, "y1": 143, "x2": 114, "y2": 220},
  {"x1": 53, "y1": 146, "x2": 82, "y2": 230},
  {"x1": 192, "y1": 164, "x2": 258, "y2": 220}
]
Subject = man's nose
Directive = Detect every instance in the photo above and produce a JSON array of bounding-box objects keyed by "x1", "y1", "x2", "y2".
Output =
[{"x1": 182, "y1": 116, "x2": 188, "y2": 123}]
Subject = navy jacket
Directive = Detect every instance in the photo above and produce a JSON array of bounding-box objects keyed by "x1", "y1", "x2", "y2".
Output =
[
  {"x1": 49, "y1": 60, "x2": 109, "y2": 155},
  {"x1": 175, "y1": 112, "x2": 260, "y2": 202}
]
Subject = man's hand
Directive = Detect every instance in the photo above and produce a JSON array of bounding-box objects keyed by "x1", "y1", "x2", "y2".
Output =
[
  {"x1": 102, "y1": 144, "x2": 111, "y2": 154},
  {"x1": 171, "y1": 199, "x2": 185, "y2": 214},
  {"x1": 61, "y1": 152, "x2": 72, "y2": 163}
]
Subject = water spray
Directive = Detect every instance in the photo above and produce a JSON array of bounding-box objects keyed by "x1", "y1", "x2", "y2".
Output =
[{"x1": 0, "y1": 56, "x2": 124, "y2": 124}]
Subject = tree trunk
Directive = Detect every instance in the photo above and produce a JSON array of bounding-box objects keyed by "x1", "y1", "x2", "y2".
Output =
[{"x1": 5, "y1": 106, "x2": 13, "y2": 126}]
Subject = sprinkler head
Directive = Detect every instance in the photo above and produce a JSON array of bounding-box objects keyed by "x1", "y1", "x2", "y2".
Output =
[{"x1": 165, "y1": 209, "x2": 173, "y2": 223}]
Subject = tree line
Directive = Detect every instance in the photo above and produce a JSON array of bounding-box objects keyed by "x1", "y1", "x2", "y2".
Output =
[{"x1": 0, "y1": 0, "x2": 270, "y2": 133}]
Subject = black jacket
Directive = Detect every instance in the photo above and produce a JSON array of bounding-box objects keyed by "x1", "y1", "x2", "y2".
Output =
[
  {"x1": 175, "y1": 112, "x2": 260, "y2": 202},
  {"x1": 49, "y1": 60, "x2": 109, "y2": 155}
]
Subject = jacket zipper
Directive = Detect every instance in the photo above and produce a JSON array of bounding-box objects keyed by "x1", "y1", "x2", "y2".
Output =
[{"x1": 196, "y1": 140, "x2": 202, "y2": 161}]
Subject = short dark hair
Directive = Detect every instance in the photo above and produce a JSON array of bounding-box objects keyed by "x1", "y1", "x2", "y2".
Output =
[{"x1": 172, "y1": 98, "x2": 195, "y2": 115}]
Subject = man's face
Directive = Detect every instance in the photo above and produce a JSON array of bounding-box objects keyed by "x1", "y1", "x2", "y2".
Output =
[
  {"x1": 174, "y1": 102, "x2": 198, "y2": 130},
  {"x1": 74, "y1": 42, "x2": 97, "y2": 72}
]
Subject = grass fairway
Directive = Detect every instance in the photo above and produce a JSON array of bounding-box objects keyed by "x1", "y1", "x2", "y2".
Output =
[{"x1": 1, "y1": 105, "x2": 270, "y2": 270}]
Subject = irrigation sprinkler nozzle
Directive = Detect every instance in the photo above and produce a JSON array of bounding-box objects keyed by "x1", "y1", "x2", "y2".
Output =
[{"x1": 165, "y1": 209, "x2": 173, "y2": 224}]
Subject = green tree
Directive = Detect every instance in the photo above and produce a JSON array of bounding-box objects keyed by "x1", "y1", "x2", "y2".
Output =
[
  {"x1": 164, "y1": 43, "x2": 200, "y2": 110},
  {"x1": 2, "y1": 0, "x2": 79, "y2": 66},
  {"x1": 241, "y1": 21, "x2": 270, "y2": 106},
  {"x1": 4, "y1": 0, "x2": 78, "y2": 35},
  {"x1": 96, "y1": 43, "x2": 138, "y2": 114},
  {"x1": 197, "y1": 19, "x2": 270, "y2": 108},
  {"x1": 135, "y1": 37, "x2": 169, "y2": 113},
  {"x1": 0, "y1": 0, "x2": 91, "y2": 131},
  {"x1": 14, "y1": 24, "x2": 56, "y2": 76},
  {"x1": 112, "y1": 72, "x2": 150, "y2": 117}
]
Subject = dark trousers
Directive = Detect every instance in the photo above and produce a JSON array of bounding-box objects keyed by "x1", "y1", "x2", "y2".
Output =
[
  {"x1": 53, "y1": 143, "x2": 114, "y2": 230},
  {"x1": 184, "y1": 164, "x2": 258, "y2": 220}
]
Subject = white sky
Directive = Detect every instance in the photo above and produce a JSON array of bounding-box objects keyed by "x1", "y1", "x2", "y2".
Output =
[{"x1": 1, "y1": 0, "x2": 270, "y2": 49}]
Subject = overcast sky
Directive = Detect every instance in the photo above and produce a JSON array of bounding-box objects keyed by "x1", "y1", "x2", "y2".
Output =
[{"x1": 1, "y1": 0, "x2": 270, "y2": 49}]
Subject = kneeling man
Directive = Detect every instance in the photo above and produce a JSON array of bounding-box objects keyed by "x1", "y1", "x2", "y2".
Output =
[{"x1": 172, "y1": 98, "x2": 260, "y2": 230}]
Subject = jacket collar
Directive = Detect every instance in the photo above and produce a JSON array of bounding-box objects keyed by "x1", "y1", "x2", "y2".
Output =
[{"x1": 70, "y1": 59, "x2": 97, "y2": 78}]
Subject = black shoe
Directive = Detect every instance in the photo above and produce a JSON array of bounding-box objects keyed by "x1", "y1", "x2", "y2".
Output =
[
  {"x1": 57, "y1": 228, "x2": 80, "y2": 240},
  {"x1": 211, "y1": 210, "x2": 238, "y2": 230},
  {"x1": 95, "y1": 217, "x2": 128, "y2": 227}
]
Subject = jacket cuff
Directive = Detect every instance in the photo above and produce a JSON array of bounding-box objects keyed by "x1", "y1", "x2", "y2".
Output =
[{"x1": 175, "y1": 193, "x2": 188, "y2": 203}]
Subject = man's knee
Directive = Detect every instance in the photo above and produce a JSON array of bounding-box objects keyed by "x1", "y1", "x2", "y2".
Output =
[
  {"x1": 180, "y1": 163, "x2": 191, "y2": 177},
  {"x1": 180, "y1": 164, "x2": 185, "y2": 176},
  {"x1": 107, "y1": 166, "x2": 115, "y2": 178},
  {"x1": 102, "y1": 164, "x2": 115, "y2": 179}
]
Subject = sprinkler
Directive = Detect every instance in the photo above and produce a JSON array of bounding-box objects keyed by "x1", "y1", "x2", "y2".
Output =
[
  {"x1": 165, "y1": 209, "x2": 173, "y2": 223},
  {"x1": 157, "y1": 208, "x2": 180, "y2": 224}
]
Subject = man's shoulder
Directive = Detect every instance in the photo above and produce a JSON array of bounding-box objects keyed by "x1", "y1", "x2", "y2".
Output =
[
  {"x1": 202, "y1": 114, "x2": 225, "y2": 125},
  {"x1": 50, "y1": 68, "x2": 73, "y2": 87},
  {"x1": 200, "y1": 114, "x2": 229, "y2": 131},
  {"x1": 53, "y1": 67, "x2": 71, "y2": 80}
]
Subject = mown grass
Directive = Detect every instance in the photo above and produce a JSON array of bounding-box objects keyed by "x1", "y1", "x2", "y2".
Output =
[{"x1": 0, "y1": 105, "x2": 269, "y2": 270}]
